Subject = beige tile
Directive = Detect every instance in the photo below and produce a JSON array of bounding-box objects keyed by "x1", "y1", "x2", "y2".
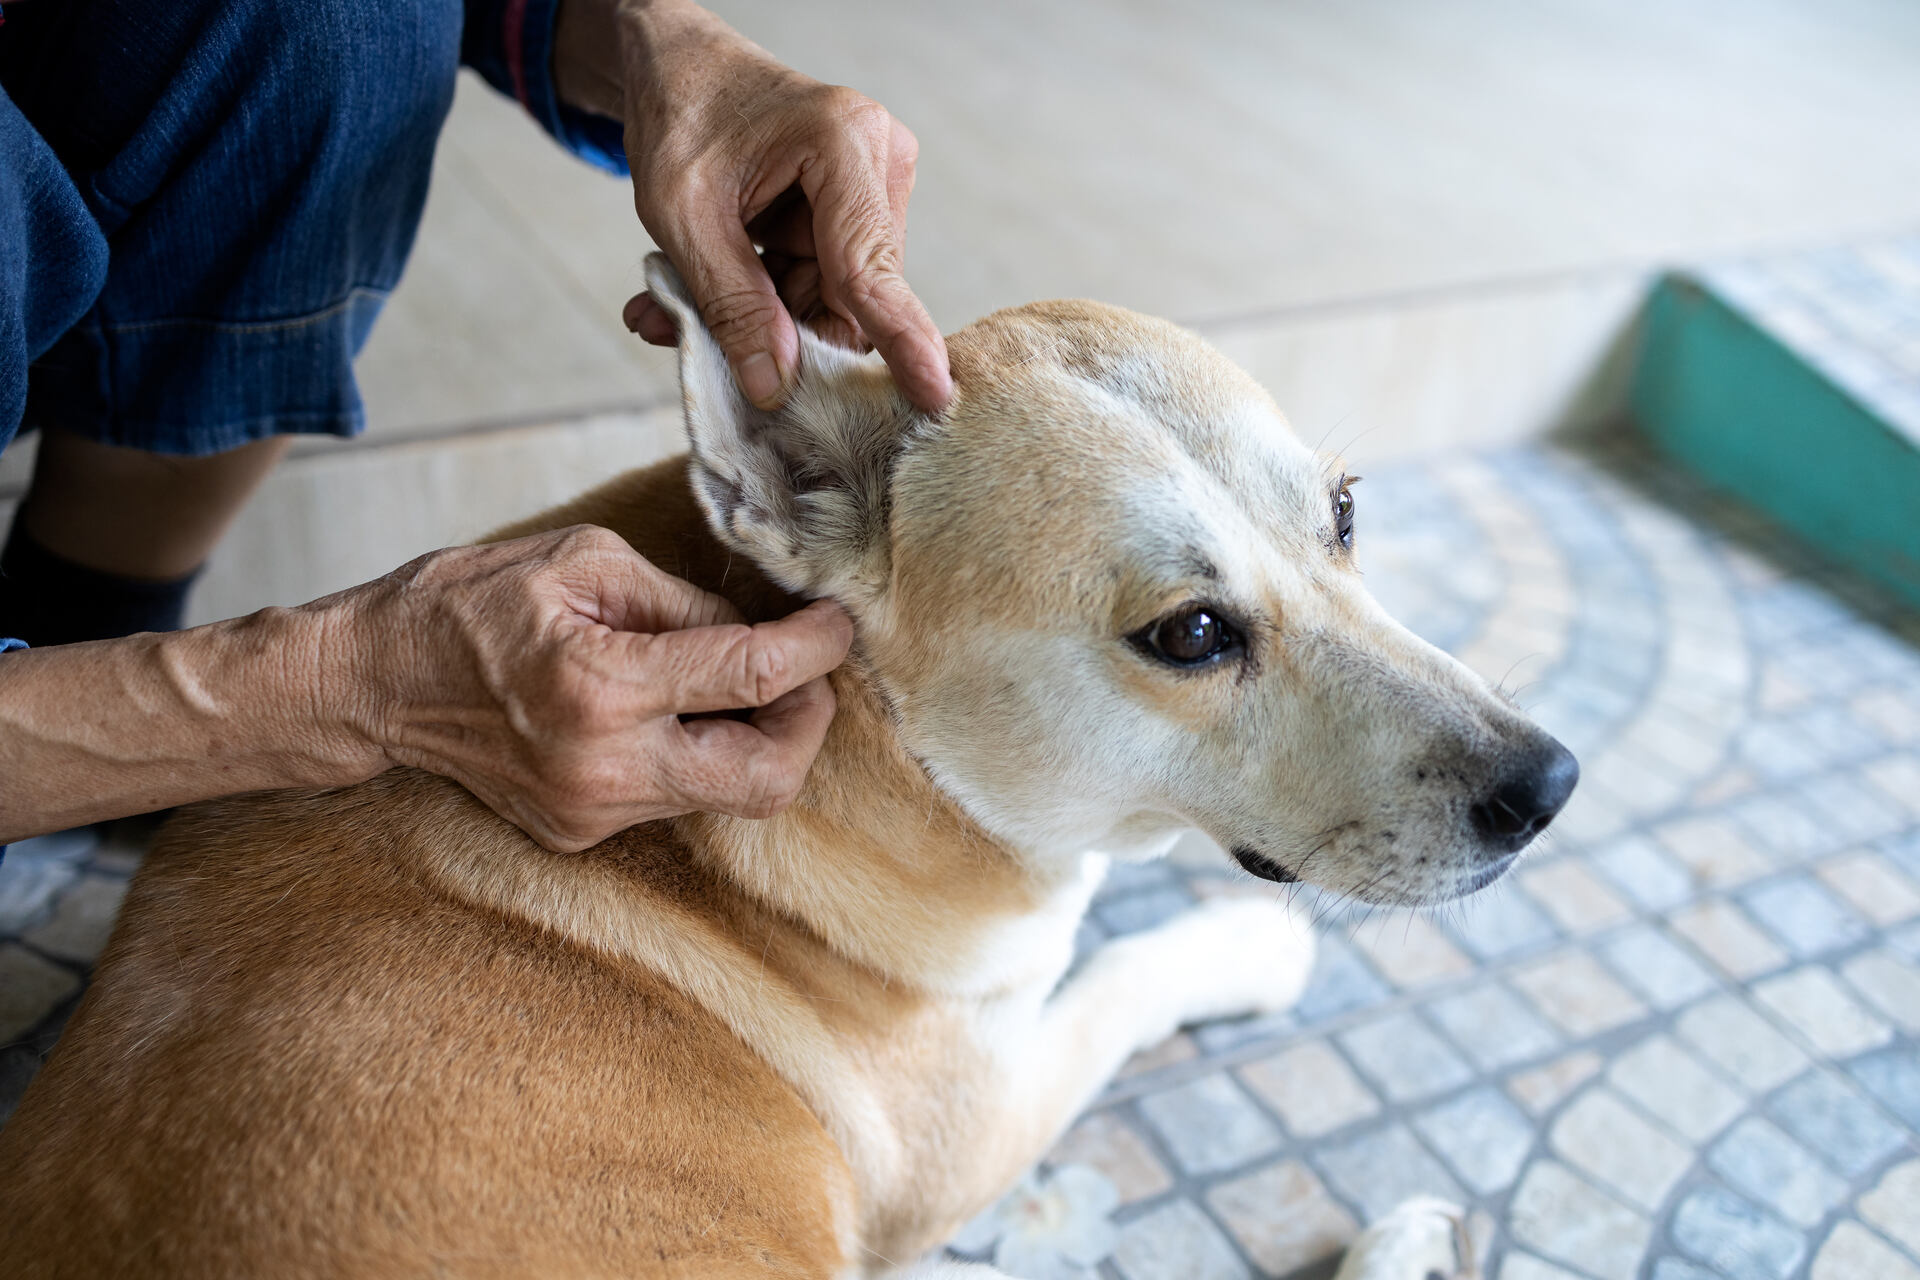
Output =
[
  {"x1": 1509, "y1": 952, "x2": 1647, "y2": 1039},
  {"x1": 1045, "y1": 1112, "x2": 1172, "y2": 1205},
  {"x1": 1813, "y1": 1222, "x2": 1920, "y2": 1280},
  {"x1": 1669, "y1": 901, "x2": 1789, "y2": 980},
  {"x1": 1518, "y1": 859, "x2": 1634, "y2": 935},
  {"x1": 1549, "y1": 1087, "x2": 1693, "y2": 1212},
  {"x1": 1507, "y1": 1050, "x2": 1604, "y2": 1117},
  {"x1": 1859, "y1": 1161, "x2": 1920, "y2": 1260},
  {"x1": 1116, "y1": 1032, "x2": 1197, "y2": 1081},
  {"x1": 1652, "y1": 816, "x2": 1771, "y2": 888},
  {"x1": 1348, "y1": 913, "x2": 1475, "y2": 989},
  {"x1": 1815, "y1": 850, "x2": 1920, "y2": 926},
  {"x1": 1208, "y1": 1159, "x2": 1358, "y2": 1275},
  {"x1": 1238, "y1": 1040, "x2": 1381, "y2": 1139},
  {"x1": 1751, "y1": 967, "x2": 1894, "y2": 1058},
  {"x1": 1842, "y1": 951, "x2": 1920, "y2": 1034}
]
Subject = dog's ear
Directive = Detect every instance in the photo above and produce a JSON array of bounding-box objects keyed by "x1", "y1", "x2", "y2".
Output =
[{"x1": 643, "y1": 253, "x2": 912, "y2": 606}]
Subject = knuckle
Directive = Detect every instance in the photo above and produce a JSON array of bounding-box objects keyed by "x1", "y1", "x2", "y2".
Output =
[
  {"x1": 741, "y1": 641, "x2": 790, "y2": 706},
  {"x1": 700, "y1": 289, "x2": 784, "y2": 349}
]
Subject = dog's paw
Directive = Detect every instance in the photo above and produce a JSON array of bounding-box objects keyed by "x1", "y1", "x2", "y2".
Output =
[
  {"x1": 1143, "y1": 896, "x2": 1318, "y2": 1024},
  {"x1": 1331, "y1": 1196, "x2": 1478, "y2": 1280}
]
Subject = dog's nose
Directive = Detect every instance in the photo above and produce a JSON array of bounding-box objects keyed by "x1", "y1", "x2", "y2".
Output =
[{"x1": 1471, "y1": 740, "x2": 1579, "y2": 854}]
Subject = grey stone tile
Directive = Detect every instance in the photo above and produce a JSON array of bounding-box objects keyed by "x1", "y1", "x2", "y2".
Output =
[
  {"x1": 1134, "y1": 1074, "x2": 1281, "y2": 1176},
  {"x1": 1446, "y1": 887, "x2": 1561, "y2": 961},
  {"x1": 1411, "y1": 1086, "x2": 1534, "y2": 1195},
  {"x1": 1849, "y1": 1044, "x2": 1920, "y2": 1129},
  {"x1": 1507, "y1": 1051, "x2": 1605, "y2": 1117},
  {"x1": 1650, "y1": 1260, "x2": 1720, "y2": 1280},
  {"x1": 1337, "y1": 1011, "x2": 1475, "y2": 1103},
  {"x1": 0, "y1": 855, "x2": 79, "y2": 936},
  {"x1": 1506, "y1": 1159, "x2": 1648, "y2": 1279},
  {"x1": 1670, "y1": 899, "x2": 1791, "y2": 979},
  {"x1": 1739, "y1": 877, "x2": 1871, "y2": 957},
  {"x1": 1816, "y1": 850, "x2": 1920, "y2": 927},
  {"x1": 1550, "y1": 1087, "x2": 1694, "y2": 1211},
  {"x1": 0, "y1": 1045, "x2": 41, "y2": 1126},
  {"x1": 1738, "y1": 720, "x2": 1827, "y2": 782},
  {"x1": 1426, "y1": 983, "x2": 1562, "y2": 1072},
  {"x1": 1608, "y1": 1034, "x2": 1747, "y2": 1143},
  {"x1": 1798, "y1": 772, "x2": 1912, "y2": 845},
  {"x1": 1707, "y1": 1117, "x2": 1850, "y2": 1228},
  {"x1": 1670, "y1": 1186, "x2": 1805, "y2": 1280},
  {"x1": 1590, "y1": 835, "x2": 1696, "y2": 912},
  {"x1": 1676, "y1": 995, "x2": 1811, "y2": 1093},
  {"x1": 1094, "y1": 886, "x2": 1197, "y2": 936},
  {"x1": 1110, "y1": 1197, "x2": 1250, "y2": 1280},
  {"x1": 1599, "y1": 923, "x2": 1722, "y2": 1010},
  {"x1": 0, "y1": 944, "x2": 80, "y2": 1043},
  {"x1": 1191, "y1": 1010, "x2": 1297, "y2": 1055},
  {"x1": 1728, "y1": 792, "x2": 1845, "y2": 863},
  {"x1": 1312, "y1": 1123, "x2": 1467, "y2": 1223},
  {"x1": 1767, "y1": 1070, "x2": 1910, "y2": 1177},
  {"x1": 22, "y1": 875, "x2": 127, "y2": 965},
  {"x1": 1291, "y1": 935, "x2": 1392, "y2": 1024},
  {"x1": 1101, "y1": 860, "x2": 1178, "y2": 896}
]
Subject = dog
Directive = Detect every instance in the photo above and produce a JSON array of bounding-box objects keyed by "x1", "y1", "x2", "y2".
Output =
[{"x1": 0, "y1": 255, "x2": 1575, "y2": 1279}]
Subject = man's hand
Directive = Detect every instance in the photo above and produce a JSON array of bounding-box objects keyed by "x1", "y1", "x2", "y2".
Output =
[
  {"x1": 553, "y1": 0, "x2": 952, "y2": 413},
  {"x1": 336, "y1": 526, "x2": 853, "y2": 852}
]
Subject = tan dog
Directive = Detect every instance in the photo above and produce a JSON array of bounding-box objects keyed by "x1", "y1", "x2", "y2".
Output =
[{"x1": 0, "y1": 256, "x2": 1574, "y2": 1279}]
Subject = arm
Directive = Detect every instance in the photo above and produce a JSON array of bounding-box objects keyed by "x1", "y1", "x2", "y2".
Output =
[{"x1": 0, "y1": 526, "x2": 852, "y2": 850}]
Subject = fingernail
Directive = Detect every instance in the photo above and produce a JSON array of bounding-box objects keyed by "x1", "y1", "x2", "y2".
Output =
[{"x1": 738, "y1": 352, "x2": 784, "y2": 409}]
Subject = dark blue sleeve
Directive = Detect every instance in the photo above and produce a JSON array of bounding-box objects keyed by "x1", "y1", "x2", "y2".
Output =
[{"x1": 461, "y1": 0, "x2": 629, "y2": 175}]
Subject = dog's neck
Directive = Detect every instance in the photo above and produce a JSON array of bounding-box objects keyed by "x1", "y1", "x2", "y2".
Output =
[{"x1": 678, "y1": 655, "x2": 1099, "y2": 997}]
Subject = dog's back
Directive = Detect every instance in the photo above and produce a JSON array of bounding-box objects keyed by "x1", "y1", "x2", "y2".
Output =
[{"x1": 0, "y1": 462, "x2": 860, "y2": 1279}]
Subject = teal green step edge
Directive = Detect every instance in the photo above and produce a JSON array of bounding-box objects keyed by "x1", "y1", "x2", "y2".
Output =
[{"x1": 1631, "y1": 273, "x2": 1920, "y2": 610}]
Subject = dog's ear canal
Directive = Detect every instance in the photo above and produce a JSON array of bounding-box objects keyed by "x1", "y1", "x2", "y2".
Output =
[{"x1": 642, "y1": 253, "x2": 913, "y2": 606}]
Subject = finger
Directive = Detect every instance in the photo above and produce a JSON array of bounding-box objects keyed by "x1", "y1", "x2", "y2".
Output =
[
  {"x1": 884, "y1": 117, "x2": 918, "y2": 252},
  {"x1": 771, "y1": 258, "x2": 866, "y2": 349},
  {"x1": 547, "y1": 527, "x2": 744, "y2": 633},
  {"x1": 623, "y1": 293, "x2": 679, "y2": 346},
  {"x1": 803, "y1": 138, "x2": 951, "y2": 412},
  {"x1": 631, "y1": 598, "x2": 852, "y2": 716},
  {"x1": 666, "y1": 675, "x2": 837, "y2": 817},
  {"x1": 662, "y1": 210, "x2": 799, "y2": 410}
]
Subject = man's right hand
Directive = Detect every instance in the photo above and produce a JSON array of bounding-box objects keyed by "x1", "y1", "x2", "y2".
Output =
[{"x1": 332, "y1": 525, "x2": 853, "y2": 852}]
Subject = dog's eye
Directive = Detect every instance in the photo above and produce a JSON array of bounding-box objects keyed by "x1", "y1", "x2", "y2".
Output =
[
  {"x1": 1334, "y1": 481, "x2": 1356, "y2": 550},
  {"x1": 1135, "y1": 604, "x2": 1241, "y2": 667}
]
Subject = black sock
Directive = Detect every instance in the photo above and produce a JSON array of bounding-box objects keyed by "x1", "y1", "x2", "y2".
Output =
[{"x1": 0, "y1": 520, "x2": 201, "y2": 646}]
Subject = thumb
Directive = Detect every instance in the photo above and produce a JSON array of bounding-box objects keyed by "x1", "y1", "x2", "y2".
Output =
[{"x1": 664, "y1": 214, "x2": 800, "y2": 411}]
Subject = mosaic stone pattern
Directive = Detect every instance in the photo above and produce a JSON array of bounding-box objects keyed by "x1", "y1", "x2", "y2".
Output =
[{"x1": 4, "y1": 431, "x2": 1920, "y2": 1279}]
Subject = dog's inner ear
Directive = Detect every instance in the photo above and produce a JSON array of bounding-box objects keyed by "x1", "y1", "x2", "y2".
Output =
[{"x1": 643, "y1": 254, "x2": 914, "y2": 604}]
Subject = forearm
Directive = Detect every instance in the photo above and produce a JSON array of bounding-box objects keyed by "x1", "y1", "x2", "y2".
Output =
[
  {"x1": 553, "y1": 0, "x2": 756, "y2": 125},
  {"x1": 0, "y1": 606, "x2": 382, "y2": 844}
]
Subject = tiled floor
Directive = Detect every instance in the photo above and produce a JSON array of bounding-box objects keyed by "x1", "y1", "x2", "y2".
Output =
[
  {"x1": 941, "y1": 432, "x2": 1920, "y2": 1279},
  {"x1": 5, "y1": 428, "x2": 1917, "y2": 1278}
]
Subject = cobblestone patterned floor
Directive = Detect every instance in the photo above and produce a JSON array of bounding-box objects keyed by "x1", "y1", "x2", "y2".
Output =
[{"x1": 4, "y1": 430, "x2": 1919, "y2": 1280}]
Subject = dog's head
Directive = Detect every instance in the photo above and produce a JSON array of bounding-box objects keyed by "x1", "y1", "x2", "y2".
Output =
[{"x1": 645, "y1": 257, "x2": 1575, "y2": 906}]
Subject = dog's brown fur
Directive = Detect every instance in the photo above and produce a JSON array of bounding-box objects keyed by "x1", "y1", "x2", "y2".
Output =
[{"x1": 0, "y1": 265, "x2": 1566, "y2": 1279}]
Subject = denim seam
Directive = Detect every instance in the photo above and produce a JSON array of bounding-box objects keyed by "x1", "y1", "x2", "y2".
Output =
[{"x1": 98, "y1": 284, "x2": 392, "y2": 337}]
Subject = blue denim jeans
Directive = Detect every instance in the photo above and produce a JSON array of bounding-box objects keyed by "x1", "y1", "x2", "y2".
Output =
[{"x1": 0, "y1": 0, "x2": 626, "y2": 459}]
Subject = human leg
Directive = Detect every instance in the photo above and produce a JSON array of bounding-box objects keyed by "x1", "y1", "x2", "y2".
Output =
[{"x1": 0, "y1": 0, "x2": 462, "y2": 644}]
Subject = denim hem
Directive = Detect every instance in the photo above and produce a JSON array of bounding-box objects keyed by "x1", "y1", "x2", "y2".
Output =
[{"x1": 24, "y1": 286, "x2": 384, "y2": 457}]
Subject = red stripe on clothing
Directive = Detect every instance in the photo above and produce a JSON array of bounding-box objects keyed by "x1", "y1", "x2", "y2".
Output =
[{"x1": 504, "y1": 0, "x2": 531, "y2": 106}]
